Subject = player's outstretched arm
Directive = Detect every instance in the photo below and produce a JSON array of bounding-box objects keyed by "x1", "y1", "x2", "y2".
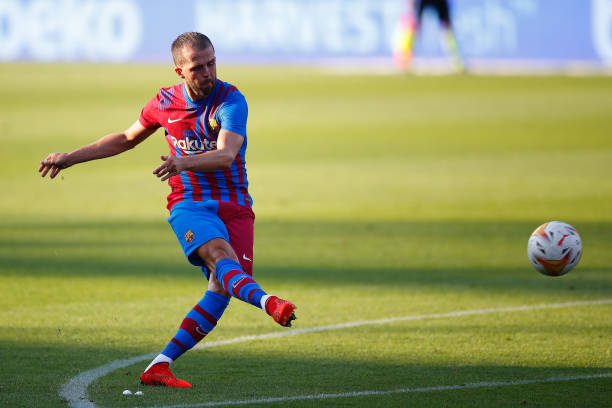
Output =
[
  {"x1": 39, "y1": 120, "x2": 156, "y2": 179},
  {"x1": 153, "y1": 129, "x2": 243, "y2": 181}
]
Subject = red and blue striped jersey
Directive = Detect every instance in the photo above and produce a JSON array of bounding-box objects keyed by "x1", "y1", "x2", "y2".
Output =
[{"x1": 139, "y1": 80, "x2": 252, "y2": 211}]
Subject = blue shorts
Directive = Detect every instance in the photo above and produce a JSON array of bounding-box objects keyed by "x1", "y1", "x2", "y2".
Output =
[
  {"x1": 168, "y1": 200, "x2": 255, "y2": 279},
  {"x1": 168, "y1": 200, "x2": 229, "y2": 275}
]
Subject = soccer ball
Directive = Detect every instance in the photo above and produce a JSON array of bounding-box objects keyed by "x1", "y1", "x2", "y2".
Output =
[{"x1": 527, "y1": 221, "x2": 582, "y2": 277}]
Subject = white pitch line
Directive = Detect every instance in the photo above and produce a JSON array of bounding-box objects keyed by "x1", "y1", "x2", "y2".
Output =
[
  {"x1": 59, "y1": 299, "x2": 612, "y2": 408},
  {"x1": 149, "y1": 373, "x2": 612, "y2": 408}
]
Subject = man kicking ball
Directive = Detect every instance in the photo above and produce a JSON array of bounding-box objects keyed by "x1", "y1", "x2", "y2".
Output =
[{"x1": 39, "y1": 32, "x2": 297, "y2": 388}]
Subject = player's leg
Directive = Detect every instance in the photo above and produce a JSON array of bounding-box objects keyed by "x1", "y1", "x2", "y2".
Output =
[
  {"x1": 196, "y1": 238, "x2": 297, "y2": 327},
  {"x1": 140, "y1": 288, "x2": 229, "y2": 387},
  {"x1": 141, "y1": 201, "x2": 232, "y2": 387},
  {"x1": 219, "y1": 202, "x2": 297, "y2": 325},
  {"x1": 437, "y1": 0, "x2": 464, "y2": 71},
  {"x1": 409, "y1": 0, "x2": 426, "y2": 64}
]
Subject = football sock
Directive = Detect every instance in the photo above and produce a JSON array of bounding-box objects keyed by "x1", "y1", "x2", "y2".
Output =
[
  {"x1": 260, "y1": 294, "x2": 272, "y2": 310},
  {"x1": 144, "y1": 353, "x2": 173, "y2": 373},
  {"x1": 156, "y1": 290, "x2": 229, "y2": 364},
  {"x1": 215, "y1": 258, "x2": 266, "y2": 308}
]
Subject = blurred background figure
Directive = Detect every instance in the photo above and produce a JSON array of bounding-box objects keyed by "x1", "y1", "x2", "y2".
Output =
[{"x1": 393, "y1": 0, "x2": 465, "y2": 72}]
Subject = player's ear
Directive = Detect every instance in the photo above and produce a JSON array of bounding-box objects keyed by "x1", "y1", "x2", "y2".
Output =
[{"x1": 174, "y1": 67, "x2": 184, "y2": 79}]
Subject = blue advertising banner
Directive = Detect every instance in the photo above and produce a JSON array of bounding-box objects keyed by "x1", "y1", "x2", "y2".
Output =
[{"x1": 1, "y1": 0, "x2": 611, "y2": 65}]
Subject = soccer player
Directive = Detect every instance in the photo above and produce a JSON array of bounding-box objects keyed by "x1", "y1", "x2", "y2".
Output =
[
  {"x1": 38, "y1": 32, "x2": 297, "y2": 388},
  {"x1": 394, "y1": 0, "x2": 464, "y2": 71}
]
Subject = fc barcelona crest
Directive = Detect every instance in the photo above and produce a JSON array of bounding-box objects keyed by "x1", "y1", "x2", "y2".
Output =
[
  {"x1": 208, "y1": 117, "x2": 220, "y2": 134},
  {"x1": 184, "y1": 230, "x2": 195, "y2": 244}
]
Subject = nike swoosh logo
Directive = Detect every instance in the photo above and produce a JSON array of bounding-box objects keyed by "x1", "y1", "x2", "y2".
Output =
[
  {"x1": 242, "y1": 254, "x2": 252, "y2": 262},
  {"x1": 168, "y1": 117, "x2": 182, "y2": 123},
  {"x1": 233, "y1": 277, "x2": 246, "y2": 289}
]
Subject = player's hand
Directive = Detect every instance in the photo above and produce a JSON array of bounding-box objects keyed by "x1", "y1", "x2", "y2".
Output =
[
  {"x1": 153, "y1": 155, "x2": 185, "y2": 181},
  {"x1": 39, "y1": 153, "x2": 72, "y2": 178}
]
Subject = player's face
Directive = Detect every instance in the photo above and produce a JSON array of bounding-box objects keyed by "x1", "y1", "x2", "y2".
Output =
[{"x1": 175, "y1": 45, "x2": 217, "y2": 100}]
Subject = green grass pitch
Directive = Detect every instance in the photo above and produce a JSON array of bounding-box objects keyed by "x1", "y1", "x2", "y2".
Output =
[{"x1": 1, "y1": 63, "x2": 611, "y2": 407}]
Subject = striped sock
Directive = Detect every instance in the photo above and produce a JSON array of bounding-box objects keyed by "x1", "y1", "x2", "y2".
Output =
[
  {"x1": 215, "y1": 258, "x2": 266, "y2": 308},
  {"x1": 159, "y1": 290, "x2": 230, "y2": 361}
]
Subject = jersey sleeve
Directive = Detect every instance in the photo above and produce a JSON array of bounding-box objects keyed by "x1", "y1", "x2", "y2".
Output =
[
  {"x1": 217, "y1": 91, "x2": 248, "y2": 137},
  {"x1": 139, "y1": 94, "x2": 162, "y2": 130}
]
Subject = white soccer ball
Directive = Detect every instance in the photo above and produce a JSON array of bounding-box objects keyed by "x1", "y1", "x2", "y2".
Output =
[{"x1": 527, "y1": 221, "x2": 582, "y2": 277}]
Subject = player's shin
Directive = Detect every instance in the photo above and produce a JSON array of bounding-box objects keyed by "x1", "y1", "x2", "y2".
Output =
[{"x1": 144, "y1": 290, "x2": 229, "y2": 372}]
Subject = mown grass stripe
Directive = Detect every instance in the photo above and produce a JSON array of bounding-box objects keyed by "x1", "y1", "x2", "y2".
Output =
[
  {"x1": 60, "y1": 299, "x2": 612, "y2": 408},
  {"x1": 152, "y1": 373, "x2": 612, "y2": 408}
]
